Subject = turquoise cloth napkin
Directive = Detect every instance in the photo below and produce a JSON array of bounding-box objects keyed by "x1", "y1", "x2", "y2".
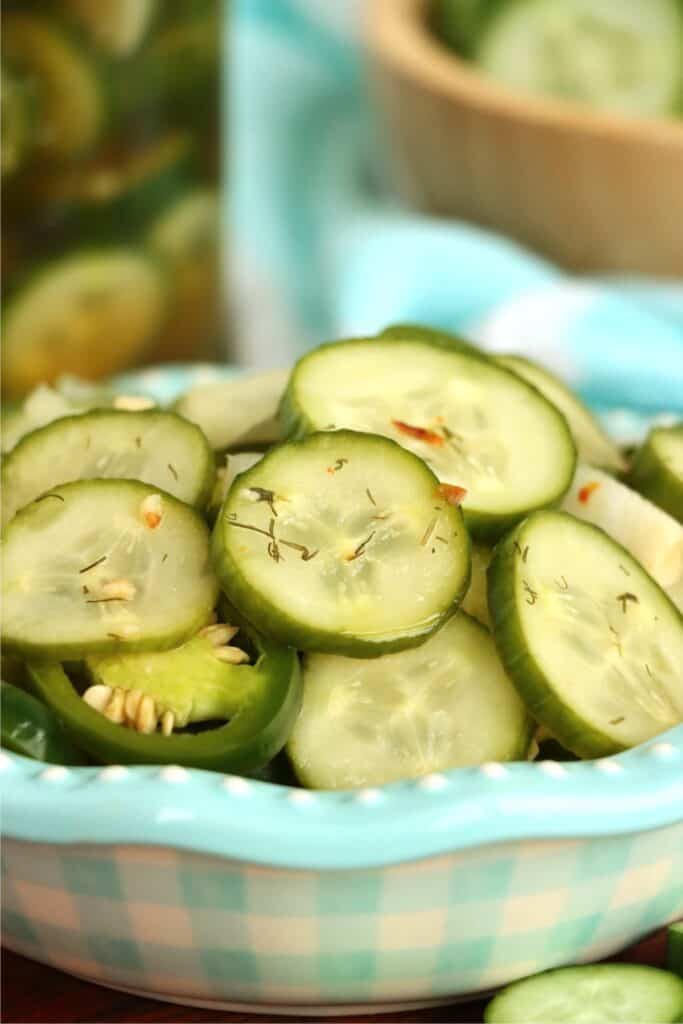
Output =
[{"x1": 230, "y1": 0, "x2": 683, "y2": 416}]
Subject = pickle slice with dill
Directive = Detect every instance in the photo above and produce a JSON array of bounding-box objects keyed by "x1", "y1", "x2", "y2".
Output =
[
  {"x1": 207, "y1": 451, "x2": 263, "y2": 524},
  {"x1": 2, "y1": 479, "x2": 218, "y2": 660},
  {"x1": 626, "y1": 423, "x2": 683, "y2": 525},
  {"x1": 487, "y1": 509, "x2": 683, "y2": 758},
  {"x1": 212, "y1": 429, "x2": 471, "y2": 657},
  {"x1": 495, "y1": 354, "x2": 626, "y2": 473},
  {"x1": 1, "y1": 375, "x2": 150, "y2": 454},
  {"x1": 281, "y1": 336, "x2": 576, "y2": 541},
  {"x1": 288, "y1": 611, "x2": 533, "y2": 789},
  {"x1": 2, "y1": 408, "x2": 215, "y2": 527}
]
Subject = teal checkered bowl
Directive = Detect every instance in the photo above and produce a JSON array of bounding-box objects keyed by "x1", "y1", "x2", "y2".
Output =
[{"x1": 2, "y1": 364, "x2": 682, "y2": 1015}]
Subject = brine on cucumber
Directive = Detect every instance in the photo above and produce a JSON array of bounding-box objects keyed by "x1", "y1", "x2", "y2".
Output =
[
  {"x1": 1, "y1": 408, "x2": 215, "y2": 527},
  {"x1": 212, "y1": 430, "x2": 471, "y2": 656},
  {"x1": 281, "y1": 336, "x2": 576, "y2": 540},
  {"x1": 288, "y1": 611, "x2": 533, "y2": 789},
  {"x1": 627, "y1": 423, "x2": 683, "y2": 525},
  {"x1": 2, "y1": 479, "x2": 218, "y2": 660},
  {"x1": 488, "y1": 510, "x2": 683, "y2": 758}
]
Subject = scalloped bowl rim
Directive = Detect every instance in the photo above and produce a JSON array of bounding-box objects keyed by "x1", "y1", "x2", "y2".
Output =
[{"x1": 2, "y1": 362, "x2": 682, "y2": 871}]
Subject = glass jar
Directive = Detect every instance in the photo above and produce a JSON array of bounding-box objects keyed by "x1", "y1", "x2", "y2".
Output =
[{"x1": 1, "y1": 0, "x2": 223, "y2": 399}]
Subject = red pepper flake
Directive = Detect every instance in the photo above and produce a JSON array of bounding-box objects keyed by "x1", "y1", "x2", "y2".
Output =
[
  {"x1": 578, "y1": 481, "x2": 600, "y2": 504},
  {"x1": 437, "y1": 483, "x2": 467, "y2": 506},
  {"x1": 392, "y1": 420, "x2": 444, "y2": 446}
]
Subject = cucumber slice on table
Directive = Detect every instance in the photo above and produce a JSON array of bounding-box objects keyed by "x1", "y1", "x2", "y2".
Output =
[
  {"x1": 2, "y1": 479, "x2": 218, "y2": 660},
  {"x1": 484, "y1": 964, "x2": 683, "y2": 1023},
  {"x1": 668, "y1": 921, "x2": 683, "y2": 977},
  {"x1": 2, "y1": 13, "x2": 104, "y2": 158},
  {"x1": 1, "y1": 408, "x2": 215, "y2": 527},
  {"x1": 488, "y1": 510, "x2": 683, "y2": 758},
  {"x1": 562, "y1": 465, "x2": 683, "y2": 592},
  {"x1": 281, "y1": 336, "x2": 576, "y2": 541},
  {"x1": 213, "y1": 430, "x2": 471, "y2": 656},
  {"x1": 476, "y1": 0, "x2": 683, "y2": 118},
  {"x1": 288, "y1": 611, "x2": 532, "y2": 789},
  {"x1": 64, "y1": 0, "x2": 158, "y2": 56},
  {"x1": 175, "y1": 369, "x2": 289, "y2": 452},
  {"x1": 1, "y1": 248, "x2": 168, "y2": 399},
  {"x1": 627, "y1": 424, "x2": 683, "y2": 525},
  {"x1": 496, "y1": 354, "x2": 626, "y2": 473}
]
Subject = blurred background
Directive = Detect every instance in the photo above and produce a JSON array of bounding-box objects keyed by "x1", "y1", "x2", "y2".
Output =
[{"x1": 2, "y1": 0, "x2": 683, "y2": 411}]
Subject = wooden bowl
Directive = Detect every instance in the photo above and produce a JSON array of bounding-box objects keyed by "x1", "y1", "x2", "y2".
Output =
[{"x1": 365, "y1": 0, "x2": 683, "y2": 277}]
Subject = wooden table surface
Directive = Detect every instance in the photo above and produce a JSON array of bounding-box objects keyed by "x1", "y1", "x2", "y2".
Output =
[{"x1": 2, "y1": 931, "x2": 667, "y2": 1023}]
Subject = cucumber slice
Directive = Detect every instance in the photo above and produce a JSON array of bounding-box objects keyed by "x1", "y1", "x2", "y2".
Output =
[
  {"x1": 288, "y1": 611, "x2": 532, "y2": 789},
  {"x1": 1, "y1": 479, "x2": 218, "y2": 660},
  {"x1": 432, "y1": 0, "x2": 504, "y2": 57},
  {"x1": 668, "y1": 921, "x2": 683, "y2": 978},
  {"x1": 484, "y1": 964, "x2": 683, "y2": 1023},
  {"x1": 2, "y1": 384, "x2": 90, "y2": 455},
  {"x1": 1, "y1": 408, "x2": 215, "y2": 527},
  {"x1": 477, "y1": 0, "x2": 683, "y2": 118},
  {"x1": 139, "y1": 10, "x2": 219, "y2": 111},
  {"x1": 3, "y1": 14, "x2": 104, "y2": 158},
  {"x1": 282, "y1": 337, "x2": 576, "y2": 541},
  {"x1": 1, "y1": 61, "x2": 36, "y2": 178},
  {"x1": 488, "y1": 510, "x2": 683, "y2": 758},
  {"x1": 13, "y1": 134, "x2": 196, "y2": 245},
  {"x1": 175, "y1": 369, "x2": 289, "y2": 452},
  {"x1": 207, "y1": 452, "x2": 264, "y2": 524},
  {"x1": 627, "y1": 423, "x2": 683, "y2": 525},
  {"x1": 380, "y1": 322, "x2": 480, "y2": 357},
  {"x1": 213, "y1": 430, "x2": 471, "y2": 657},
  {"x1": 496, "y1": 354, "x2": 626, "y2": 473},
  {"x1": 461, "y1": 541, "x2": 492, "y2": 626},
  {"x1": 146, "y1": 189, "x2": 220, "y2": 362},
  {"x1": 562, "y1": 465, "x2": 683, "y2": 591},
  {"x1": 1, "y1": 248, "x2": 168, "y2": 399},
  {"x1": 667, "y1": 576, "x2": 683, "y2": 614},
  {"x1": 0, "y1": 376, "x2": 152, "y2": 454},
  {"x1": 65, "y1": 0, "x2": 158, "y2": 56}
]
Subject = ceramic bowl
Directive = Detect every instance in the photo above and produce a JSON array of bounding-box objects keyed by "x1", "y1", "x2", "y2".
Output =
[
  {"x1": 365, "y1": 0, "x2": 683, "y2": 278},
  {"x1": 2, "y1": 364, "x2": 682, "y2": 1015}
]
